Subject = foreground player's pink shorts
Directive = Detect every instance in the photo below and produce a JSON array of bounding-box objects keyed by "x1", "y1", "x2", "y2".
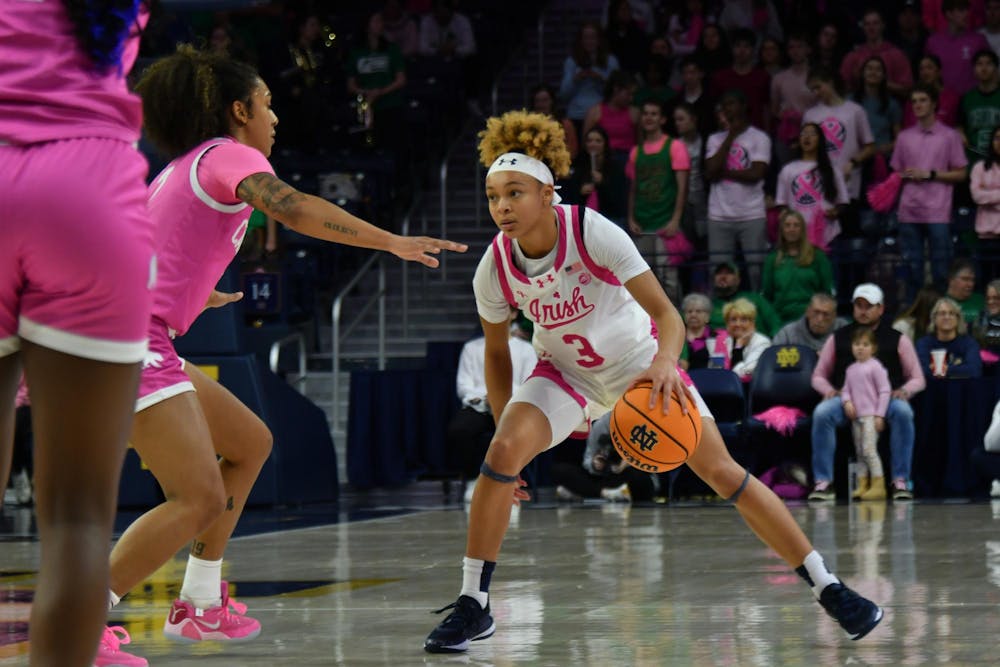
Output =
[
  {"x1": 0, "y1": 138, "x2": 154, "y2": 362},
  {"x1": 135, "y1": 319, "x2": 194, "y2": 413}
]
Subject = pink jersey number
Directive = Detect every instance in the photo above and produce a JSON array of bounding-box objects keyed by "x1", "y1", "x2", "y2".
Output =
[{"x1": 562, "y1": 334, "x2": 605, "y2": 368}]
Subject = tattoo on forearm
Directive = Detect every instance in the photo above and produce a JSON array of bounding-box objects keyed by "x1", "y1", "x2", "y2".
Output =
[
  {"x1": 237, "y1": 173, "x2": 306, "y2": 217},
  {"x1": 192, "y1": 541, "x2": 205, "y2": 556},
  {"x1": 226, "y1": 496, "x2": 234, "y2": 511},
  {"x1": 324, "y1": 221, "x2": 359, "y2": 237}
]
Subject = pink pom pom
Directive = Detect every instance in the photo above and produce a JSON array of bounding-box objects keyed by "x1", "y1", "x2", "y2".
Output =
[
  {"x1": 658, "y1": 229, "x2": 695, "y2": 266},
  {"x1": 866, "y1": 172, "x2": 902, "y2": 213},
  {"x1": 753, "y1": 405, "x2": 806, "y2": 436},
  {"x1": 981, "y1": 349, "x2": 1000, "y2": 364}
]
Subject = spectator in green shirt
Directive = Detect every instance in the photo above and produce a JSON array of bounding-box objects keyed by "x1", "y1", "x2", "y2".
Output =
[
  {"x1": 347, "y1": 11, "x2": 407, "y2": 152},
  {"x1": 945, "y1": 257, "x2": 985, "y2": 324},
  {"x1": 761, "y1": 209, "x2": 834, "y2": 324},
  {"x1": 709, "y1": 261, "x2": 782, "y2": 336}
]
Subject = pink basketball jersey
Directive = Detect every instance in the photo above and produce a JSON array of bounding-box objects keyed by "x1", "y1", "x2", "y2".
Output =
[
  {"x1": 146, "y1": 138, "x2": 273, "y2": 336},
  {"x1": 0, "y1": 1, "x2": 147, "y2": 145}
]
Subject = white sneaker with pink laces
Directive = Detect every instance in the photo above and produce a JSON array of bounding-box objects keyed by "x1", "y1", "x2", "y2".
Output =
[
  {"x1": 163, "y1": 581, "x2": 261, "y2": 642},
  {"x1": 93, "y1": 626, "x2": 147, "y2": 667}
]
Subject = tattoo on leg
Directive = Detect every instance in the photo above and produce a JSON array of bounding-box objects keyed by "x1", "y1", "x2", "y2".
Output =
[
  {"x1": 192, "y1": 541, "x2": 206, "y2": 556},
  {"x1": 226, "y1": 496, "x2": 234, "y2": 511}
]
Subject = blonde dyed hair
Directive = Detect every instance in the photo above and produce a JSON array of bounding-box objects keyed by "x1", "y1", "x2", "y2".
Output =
[
  {"x1": 477, "y1": 110, "x2": 572, "y2": 179},
  {"x1": 723, "y1": 297, "x2": 757, "y2": 324}
]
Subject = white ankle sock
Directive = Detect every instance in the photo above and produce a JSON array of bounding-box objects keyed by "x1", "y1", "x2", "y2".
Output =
[
  {"x1": 108, "y1": 590, "x2": 121, "y2": 611},
  {"x1": 801, "y1": 550, "x2": 840, "y2": 598},
  {"x1": 179, "y1": 556, "x2": 223, "y2": 609},
  {"x1": 460, "y1": 557, "x2": 490, "y2": 609}
]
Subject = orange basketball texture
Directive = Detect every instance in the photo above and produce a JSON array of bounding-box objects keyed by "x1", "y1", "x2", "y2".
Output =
[{"x1": 610, "y1": 381, "x2": 702, "y2": 472}]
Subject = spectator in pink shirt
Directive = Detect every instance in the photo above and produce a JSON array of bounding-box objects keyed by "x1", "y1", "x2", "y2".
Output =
[
  {"x1": 891, "y1": 83, "x2": 969, "y2": 301},
  {"x1": 840, "y1": 8, "x2": 914, "y2": 98},
  {"x1": 808, "y1": 283, "x2": 926, "y2": 502},
  {"x1": 924, "y1": 0, "x2": 987, "y2": 33},
  {"x1": 970, "y1": 126, "x2": 1000, "y2": 262},
  {"x1": 926, "y1": 0, "x2": 992, "y2": 95},
  {"x1": 704, "y1": 90, "x2": 771, "y2": 289},
  {"x1": 841, "y1": 327, "x2": 893, "y2": 501},
  {"x1": 771, "y1": 30, "x2": 816, "y2": 163},
  {"x1": 803, "y1": 66, "x2": 876, "y2": 231}
]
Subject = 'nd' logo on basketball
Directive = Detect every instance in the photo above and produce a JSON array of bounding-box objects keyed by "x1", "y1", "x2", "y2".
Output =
[{"x1": 629, "y1": 424, "x2": 658, "y2": 452}]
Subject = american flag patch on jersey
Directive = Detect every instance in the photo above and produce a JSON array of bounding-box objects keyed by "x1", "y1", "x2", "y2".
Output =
[{"x1": 565, "y1": 261, "x2": 583, "y2": 274}]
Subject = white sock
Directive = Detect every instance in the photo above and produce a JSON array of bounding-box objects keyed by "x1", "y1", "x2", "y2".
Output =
[
  {"x1": 108, "y1": 590, "x2": 121, "y2": 611},
  {"x1": 179, "y1": 556, "x2": 223, "y2": 609},
  {"x1": 460, "y1": 557, "x2": 491, "y2": 609},
  {"x1": 799, "y1": 550, "x2": 840, "y2": 598}
]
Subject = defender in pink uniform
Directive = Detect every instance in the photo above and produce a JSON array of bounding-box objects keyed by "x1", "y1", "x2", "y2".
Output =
[
  {"x1": 423, "y1": 112, "x2": 883, "y2": 654},
  {"x1": 98, "y1": 44, "x2": 466, "y2": 664},
  {"x1": 0, "y1": 2, "x2": 154, "y2": 665}
]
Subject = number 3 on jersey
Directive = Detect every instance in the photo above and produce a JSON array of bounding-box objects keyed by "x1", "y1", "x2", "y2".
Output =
[{"x1": 562, "y1": 334, "x2": 605, "y2": 368}]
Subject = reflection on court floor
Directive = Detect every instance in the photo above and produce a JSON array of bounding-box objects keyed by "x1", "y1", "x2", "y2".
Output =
[{"x1": 2, "y1": 498, "x2": 1000, "y2": 665}]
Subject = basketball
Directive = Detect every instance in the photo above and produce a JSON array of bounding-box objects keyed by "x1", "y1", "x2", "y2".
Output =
[{"x1": 610, "y1": 381, "x2": 702, "y2": 472}]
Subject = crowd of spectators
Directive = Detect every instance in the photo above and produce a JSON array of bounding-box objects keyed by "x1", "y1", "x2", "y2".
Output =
[
  {"x1": 134, "y1": 0, "x2": 1000, "y2": 502},
  {"x1": 137, "y1": 0, "x2": 538, "y2": 204},
  {"x1": 530, "y1": 0, "x2": 1000, "y2": 502}
]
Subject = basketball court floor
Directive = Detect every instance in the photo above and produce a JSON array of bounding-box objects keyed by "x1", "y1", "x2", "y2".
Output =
[{"x1": 2, "y1": 491, "x2": 999, "y2": 665}]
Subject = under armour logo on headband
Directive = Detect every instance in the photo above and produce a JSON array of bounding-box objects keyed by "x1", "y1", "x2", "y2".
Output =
[{"x1": 487, "y1": 152, "x2": 563, "y2": 205}]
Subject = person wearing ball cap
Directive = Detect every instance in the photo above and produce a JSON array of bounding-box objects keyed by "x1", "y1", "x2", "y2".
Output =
[
  {"x1": 809, "y1": 282, "x2": 926, "y2": 502},
  {"x1": 423, "y1": 110, "x2": 884, "y2": 655}
]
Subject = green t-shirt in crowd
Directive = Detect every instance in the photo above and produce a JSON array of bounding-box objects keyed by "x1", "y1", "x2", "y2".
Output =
[
  {"x1": 960, "y1": 86, "x2": 1000, "y2": 161},
  {"x1": 348, "y1": 42, "x2": 405, "y2": 110},
  {"x1": 634, "y1": 137, "x2": 678, "y2": 232},
  {"x1": 761, "y1": 249, "x2": 834, "y2": 324}
]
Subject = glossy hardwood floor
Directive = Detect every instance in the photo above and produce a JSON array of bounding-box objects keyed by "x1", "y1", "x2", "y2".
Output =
[{"x1": 2, "y1": 494, "x2": 999, "y2": 665}]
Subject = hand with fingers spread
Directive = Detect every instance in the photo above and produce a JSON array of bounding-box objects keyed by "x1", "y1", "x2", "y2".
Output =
[{"x1": 388, "y1": 235, "x2": 468, "y2": 268}]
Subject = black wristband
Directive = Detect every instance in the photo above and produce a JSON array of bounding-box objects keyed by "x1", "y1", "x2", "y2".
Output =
[{"x1": 929, "y1": 170, "x2": 937, "y2": 181}]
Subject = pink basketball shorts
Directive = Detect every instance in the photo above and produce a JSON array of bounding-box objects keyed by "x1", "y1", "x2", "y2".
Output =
[
  {"x1": 135, "y1": 319, "x2": 194, "y2": 413},
  {"x1": 0, "y1": 137, "x2": 154, "y2": 363}
]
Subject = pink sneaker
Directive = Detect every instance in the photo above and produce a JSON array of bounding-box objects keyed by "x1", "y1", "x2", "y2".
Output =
[
  {"x1": 93, "y1": 626, "x2": 147, "y2": 667},
  {"x1": 163, "y1": 581, "x2": 261, "y2": 642}
]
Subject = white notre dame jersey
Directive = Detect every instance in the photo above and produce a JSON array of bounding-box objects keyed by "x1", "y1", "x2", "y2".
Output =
[{"x1": 473, "y1": 205, "x2": 656, "y2": 415}]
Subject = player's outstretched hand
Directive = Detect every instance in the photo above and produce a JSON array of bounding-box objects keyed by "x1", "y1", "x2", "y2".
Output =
[
  {"x1": 390, "y1": 235, "x2": 468, "y2": 268},
  {"x1": 512, "y1": 475, "x2": 531, "y2": 506},
  {"x1": 205, "y1": 290, "x2": 244, "y2": 310}
]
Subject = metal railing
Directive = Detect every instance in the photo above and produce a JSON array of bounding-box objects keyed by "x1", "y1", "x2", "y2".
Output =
[
  {"x1": 269, "y1": 332, "x2": 307, "y2": 390},
  {"x1": 330, "y1": 253, "x2": 386, "y2": 434}
]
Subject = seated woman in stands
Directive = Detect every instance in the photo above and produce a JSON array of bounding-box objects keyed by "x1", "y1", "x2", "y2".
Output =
[
  {"x1": 680, "y1": 292, "x2": 715, "y2": 370},
  {"x1": 709, "y1": 298, "x2": 772, "y2": 380},
  {"x1": 915, "y1": 297, "x2": 983, "y2": 379}
]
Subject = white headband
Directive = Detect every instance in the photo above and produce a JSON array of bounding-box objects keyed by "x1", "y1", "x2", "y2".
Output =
[{"x1": 486, "y1": 152, "x2": 562, "y2": 204}]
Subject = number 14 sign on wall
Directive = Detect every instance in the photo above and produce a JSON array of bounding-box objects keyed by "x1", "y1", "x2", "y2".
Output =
[{"x1": 242, "y1": 270, "x2": 281, "y2": 316}]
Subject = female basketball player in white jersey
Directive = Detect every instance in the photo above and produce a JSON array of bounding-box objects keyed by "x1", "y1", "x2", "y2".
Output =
[
  {"x1": 95, "y1": 45, "x2": 466, "y2": 665},
  {"x1": 424, "y1": 111, "x2": 882, "y2": 653}
]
